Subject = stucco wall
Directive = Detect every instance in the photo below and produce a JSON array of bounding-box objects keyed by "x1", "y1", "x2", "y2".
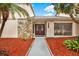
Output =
[
  {"x1": 1, "y1": 20, "x2": 18, "y2": 38},
  {"x1": 72, "y1": 22, "x2": 77, "y2": 36},
  {"x1": 76, "y1": 24, "x2": 79, "y2": 35},
  {"x1": 0, "y1": 4, "x2": 34, "y2": 38},
  {"x1": 46, "y1": 21, "x2": 54, "y2": 37}
]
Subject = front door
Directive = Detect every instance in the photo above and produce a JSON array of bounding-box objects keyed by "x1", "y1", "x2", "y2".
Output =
[{"x1": 35, "y1": 24, "x2": 45, "y2": 36}]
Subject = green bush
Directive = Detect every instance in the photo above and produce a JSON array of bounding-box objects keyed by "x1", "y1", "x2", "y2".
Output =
[
  {"x1": 64, "y1": 39, "x2": 79, "y2": 52},
  {"x1": 64, "y1": 40, "x2": 74, "y2": 49},
  {"x1": 76, "y1": 39, "x2": 79, "y2": 43}
]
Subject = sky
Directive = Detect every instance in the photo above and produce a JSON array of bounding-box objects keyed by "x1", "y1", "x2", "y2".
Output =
[{"x1": 32, "y1": 3, "x2": 57, "y2": 16}]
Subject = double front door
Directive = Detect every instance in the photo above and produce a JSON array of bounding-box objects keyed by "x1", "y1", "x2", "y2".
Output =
[{"x1": 35, "y1": 24, "x2": 45, "y2": 36}]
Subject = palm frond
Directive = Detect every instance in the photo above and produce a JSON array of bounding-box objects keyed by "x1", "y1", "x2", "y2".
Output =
[
  {"x1": 0, "y1": 3, "x2": 29, "y2": 19},
  {"x1": 53, "y1": 3, "x2": 73, "y2": 14},
  {"x1": 11, "y1": 4, "x2": 29, "y2": 17},
  {"x1": 9, "y1": 4, "x2": 22, "y2": 19}
]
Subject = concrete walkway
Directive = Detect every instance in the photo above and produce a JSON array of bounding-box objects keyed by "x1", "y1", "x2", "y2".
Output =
[{"x1": 28, "y1": 37, "x2": 51, "y2": 56}]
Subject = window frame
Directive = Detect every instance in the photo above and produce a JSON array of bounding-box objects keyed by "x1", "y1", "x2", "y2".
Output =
[{"x1": 54, "y1": 22, "x2": 72, "y2": 36}]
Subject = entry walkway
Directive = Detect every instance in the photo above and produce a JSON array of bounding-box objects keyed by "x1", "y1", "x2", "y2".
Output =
[{"x1": 28, "y1": 37, "x2": 51, "y2": 56}]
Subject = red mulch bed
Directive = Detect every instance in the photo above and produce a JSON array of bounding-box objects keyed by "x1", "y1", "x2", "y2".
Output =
[
  {"x1": 46, "y1": 37, "x2": 79, "y2": 56},
  {"x1": 0, "y1": 38, "x2": 34, "y2": 56}
]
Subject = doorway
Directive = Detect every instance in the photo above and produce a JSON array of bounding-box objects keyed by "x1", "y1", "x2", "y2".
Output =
[{"x1": 35, "y1": 24, "x2": 45, "y2": 36}]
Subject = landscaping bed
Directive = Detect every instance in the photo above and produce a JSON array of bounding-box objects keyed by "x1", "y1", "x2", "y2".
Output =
[
  {"x1": 0, "y1": 38, "x2": 34, "y2": 56},
  {"x1": 46, "y1": 37, "x2": 79, "y2": 56}
]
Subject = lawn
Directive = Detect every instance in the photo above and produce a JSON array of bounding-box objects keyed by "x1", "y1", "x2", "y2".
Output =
[
  {"x1": 0, "y1": 38, "x2": 34, "y2": 56},
  {"x1": 46, "y1": 37, "x2": 79, "y2": 56}
]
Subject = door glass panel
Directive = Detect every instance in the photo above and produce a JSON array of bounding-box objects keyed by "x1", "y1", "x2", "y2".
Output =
[{"x1": 35, "y1": 24, "x2": 45, "y2": 36}]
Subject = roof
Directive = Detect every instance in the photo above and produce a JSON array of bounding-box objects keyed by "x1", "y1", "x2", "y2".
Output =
[{"x1": 31, "y1": 16, "x2": 79, "y2": 21}]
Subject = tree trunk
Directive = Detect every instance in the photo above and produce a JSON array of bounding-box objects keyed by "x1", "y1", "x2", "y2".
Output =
[
  {"x1": 70, "y1": 14, "x2": 79, "y2": 24},
  {"x1": 0, "y1": 20, "x2": 7, "y2": 37},
  {"x1": 0, "y1": 8, "x2": 9, "y2": 37}
]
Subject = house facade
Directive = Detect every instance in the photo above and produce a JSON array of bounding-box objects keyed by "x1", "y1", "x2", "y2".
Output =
[
  {"x1": 0, "y1": 3, "x2": 79, "y2": 38},
  {"x1": 32, "y1": 16, "x2": 79, "y2": 38},
  {"x1": 0, "y1": 3, "x2": 34, "y2": 38}
]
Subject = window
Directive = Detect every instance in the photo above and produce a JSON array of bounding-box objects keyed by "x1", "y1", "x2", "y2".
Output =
[{"x1": 54, "y1": 23, "x2": 72, "y2": 36}]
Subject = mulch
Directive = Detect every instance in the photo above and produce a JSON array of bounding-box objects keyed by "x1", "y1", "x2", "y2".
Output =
[
  {"x1": 46, "y1": 37, "x2": 79, "y2": 56},
  {"x1": 0, "y1": 38, "x2": 34, "y2": 56}
]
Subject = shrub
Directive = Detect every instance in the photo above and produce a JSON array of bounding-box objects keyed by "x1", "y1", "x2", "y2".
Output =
[
  {"x1": 64, "y1": 40, "x2": 74, "y2": 49},
  {"x1": 64, "y1": 39, "x2": 79, "y2": 52}
]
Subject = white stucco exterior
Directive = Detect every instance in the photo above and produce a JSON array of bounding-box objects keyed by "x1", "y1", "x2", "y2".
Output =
[
  {"x1": 46, "y1": 21, "x2": 54, "y2": 37},
  {"x1": 33, "y1": 16, "x2": 79, "y2": 38},
  {"x1": 0, "y1": 4, "x2": 79, "y2": 38},
  {"x1": 1, "y1": 20, "x2": 18, "y2": 38},
  {"x1": 0, "y1": 4, "x2": 34, "y2": 38}
]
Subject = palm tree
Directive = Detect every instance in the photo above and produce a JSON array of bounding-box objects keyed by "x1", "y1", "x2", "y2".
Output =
[
  {"x1": 53, "y1": 3, "x2": 79, "y2": 24},
  {"x1": 0, "y1": 3, "x2": 29, "y2": 37}
]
